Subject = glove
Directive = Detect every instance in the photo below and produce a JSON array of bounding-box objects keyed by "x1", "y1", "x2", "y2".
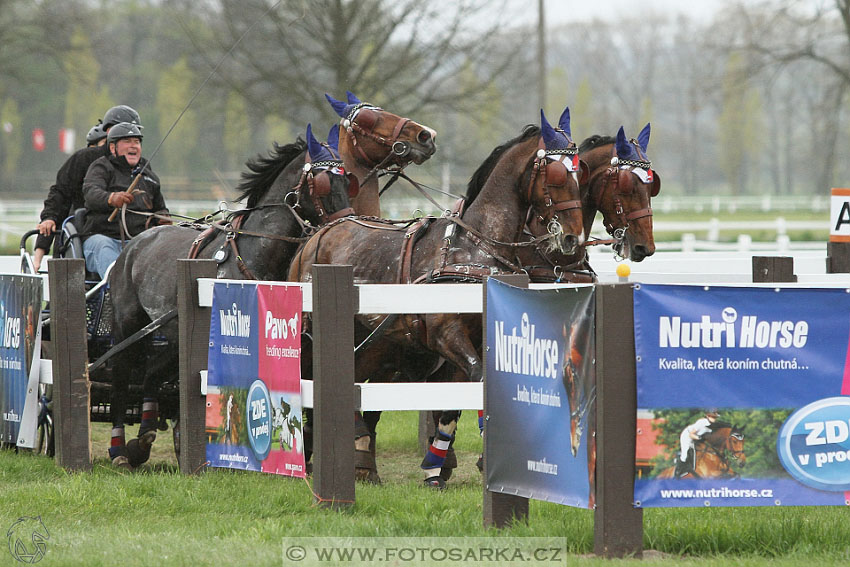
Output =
[
  {"x1": 157, "y1": 212, "x2": 173, "y2": 226},
  {"x1": 108, "y1": 191, "x2": 135, "y2": 207}
]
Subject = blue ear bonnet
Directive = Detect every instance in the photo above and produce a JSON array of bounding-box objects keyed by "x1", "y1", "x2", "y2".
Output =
[
  {"x1": 326, "y1": 124, "x2": 340, "y2": 156},
  {"x1": 540, "y1": 108, "x2": 575, "y2": 153},
  {"x1": 306, "y1": 123, "x2": 340, "y2": 163},
  {"x1": 615, "y1": 123, "x2": 651, "y2": 164},
  {"x1": 325, "y1": 91, "x2": 377, "y2": 121}
]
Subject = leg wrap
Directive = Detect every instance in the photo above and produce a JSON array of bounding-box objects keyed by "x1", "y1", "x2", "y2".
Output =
[
  {"x1": 108, "y1": 427, "x2": 126, "y2": 460},
  {"x1": 421, "y1": 430, "x2": 454, "y2": 470},
  {"x1": 478, "y1": 410, "x2": 484, "y2": 436},
  {"x1": 139, "y1": 398, "x2": 159, "y2": 436}
]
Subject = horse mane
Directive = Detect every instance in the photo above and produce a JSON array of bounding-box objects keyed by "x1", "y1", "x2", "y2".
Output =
[
  {"x1": 465, "y1": 124, "x2": 540, "y2": 205},
  {"x1": 235, "y1": 138, "x2": 307, "y2": 207},
  {"x1": 709, "y1": 420, "x2": 733, "y2": 431},
  {"x1": 578, "y1": 134, "x2": 614, "y2": 154}
]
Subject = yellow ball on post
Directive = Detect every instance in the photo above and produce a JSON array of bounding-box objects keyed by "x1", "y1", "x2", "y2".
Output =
[{"x1": 616, "y1": 263, "x2": 631, "y2": 278}]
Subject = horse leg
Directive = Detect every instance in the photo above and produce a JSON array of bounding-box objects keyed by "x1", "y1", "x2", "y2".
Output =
[
  {"x1": 354, "y1": 411, "x2": 380, "y2": 484},
  {"x1": 421, "y1": 409, "x2": 461, "y2": 489},
  {"x1": 427, "y1": 410, "x2": 458, "y2": 481},
  {"x1": 108, "y1": 353, "x2": 133, "y2": 471},
  {"x1": 125, "y1": 337, "x2": 157, "y2": 468}
]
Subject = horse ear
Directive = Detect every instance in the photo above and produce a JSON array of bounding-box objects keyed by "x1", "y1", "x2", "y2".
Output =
[
  {"x1": 615, "y1": 126, "x2": 631, "y2": 157},
  {"x1": 637, "y1": 122, "x2": 651, "y2": 153},
  {"x1": 327, "y1": 124, "x2": 340, "y2": 153},
  {"x1": 540, "y1": 109, "x2": 554, "y2": 133},
  {"x1": 558, "y1": 106, "x2": 572, "y2": 139},
  {"x1": 306, "y1": 123, "x2": 324, "y2": 160},
  {"x1": 346, "y1": 90, "x2": 362, "y2": 105},
  {"x1": 325, "y1": 93, "x2": 348, "y2": 117}
]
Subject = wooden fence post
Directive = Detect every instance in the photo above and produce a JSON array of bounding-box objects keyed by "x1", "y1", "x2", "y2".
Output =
[
  {"x1": 482, "y1": 273, "x2": 530, "y2": 527},
  {"x1": 48, "y1": 258, "x2": 91, "y2": 471},
  {"x1": 752, "y1": 256, "x2": 796, "y2": 282},
  {"x1": 177, "y1": 259, "x2": 216, "y2": 475},
  {"x1": 312, "y1": 264, "x2": 356, "y2": 509},
  {"x1": 594, "y1": 283, "x2": 643, "y2": 558}
]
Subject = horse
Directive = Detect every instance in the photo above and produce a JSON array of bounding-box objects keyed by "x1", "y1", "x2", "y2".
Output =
[
  {"x1": 103, "y1": 125, "x2": 356, "y2": 471},
  {"x1": 539, "y1": 124, "x2": 662, "y2": 507},
  {"x1": 657, "y1": 422, "x2": 747, "y2": 479},
  {"x1": 290, "y1": 107, "x2": 587, "y2": 488},
  {"x1": 325, "y1": 91, "x2": 437, "y2": 216},
  {"x1": 517, "y1": 123, "x2": 661, "y2": 282}
]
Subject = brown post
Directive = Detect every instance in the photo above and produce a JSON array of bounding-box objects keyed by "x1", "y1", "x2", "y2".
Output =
[
  {"x1": 48, "y1": 258, "x2": 91, "y2": 471},
  {"x1": 594, "y1": 284, "x2": 642, "y2": 558},
  {"x1": 418, "y1": 411, "x2": 435, "y2": 453},
  {"x1": 483, "y1": 273, "x2": 530, "y2": 527},
  {"x1": 312, "y1": 264, "x2": 356, "y2": 509},
  {"x1": 827, "y1": 243, "x2": 850, "y2": 272},
  {"x1": 752, "y1": 256, "x2": 796, "y2": 282},
  {"x1": 177, "y1": 259, "x2": 216, "y2": 475}
]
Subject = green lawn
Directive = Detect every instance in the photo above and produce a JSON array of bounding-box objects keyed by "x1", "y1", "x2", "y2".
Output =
[{"x1": 3, "y1": 411, "x2": 850, "y2": 566}]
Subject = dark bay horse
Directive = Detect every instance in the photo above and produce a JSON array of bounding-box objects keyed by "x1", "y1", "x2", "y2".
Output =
[
  {"x1": 290, "y1": 109, "x2": 586, "y2": 487},
  {"x1": 658, "y1": 422, "x2": 746, "y2": 479},
  {"x1": 326, "y1": 91, "x2": 437, "y2": 217},
  {"x1": 539, "y1": 124, "x2": 662, "y2": 506},
  {"x1": 104, "y1": 125, "x2": 355, "y2": 471},
  {"x1": 517, "y1": 123, "x2": 661, "y2": 282}
]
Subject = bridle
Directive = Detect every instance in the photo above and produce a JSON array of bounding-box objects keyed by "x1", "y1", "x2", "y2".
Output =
[
  {"x1": 341, "y1": 103, "x2": 416, "y2": 167},
  {"x1": 525, "y1": 142, "x2": 583, "y2": 241},
  {"x1": 588, "y1": 142, "x2": 657, "y2": 244},
  {"x1": 287, "y1": 157, "x2": 357, "y2": 226}
]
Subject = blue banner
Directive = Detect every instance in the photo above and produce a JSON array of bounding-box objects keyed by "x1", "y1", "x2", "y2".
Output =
[
  {"x1": 0, "y1": 275, "x2": 42, "y2": 446},
  {"x1": 634, "y1": 284, "x2": 850, "y2": 507},
  {"x1": 485, "y1": 279, "x2": 595, "y2": 508}
]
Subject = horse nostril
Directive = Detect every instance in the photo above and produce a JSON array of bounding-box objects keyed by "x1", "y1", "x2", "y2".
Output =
[{"x1": 417, "y1": 130, "x2": 432, "y2": 145}]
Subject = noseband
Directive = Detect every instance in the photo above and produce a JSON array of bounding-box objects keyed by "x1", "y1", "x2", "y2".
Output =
[
  {"x1": 525, "y1": 146, "x2": 582, "y2": 238},
  {"x1": 341, "y1": 103, "x2": 414, "y2": 167}
]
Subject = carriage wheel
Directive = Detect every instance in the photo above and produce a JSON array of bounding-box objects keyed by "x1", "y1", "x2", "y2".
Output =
[{"x1": 35, "y1": 412, "x2": 54, "y2": 457}]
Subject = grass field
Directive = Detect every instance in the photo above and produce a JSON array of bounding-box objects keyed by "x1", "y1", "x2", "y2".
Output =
[{"x1": 3, "y1": 411, "x2": 850, "y2": 566}]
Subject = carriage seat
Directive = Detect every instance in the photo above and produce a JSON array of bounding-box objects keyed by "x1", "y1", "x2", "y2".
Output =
[{"x1": 54, "y1": 208, "x2": 87, "y2": 260}]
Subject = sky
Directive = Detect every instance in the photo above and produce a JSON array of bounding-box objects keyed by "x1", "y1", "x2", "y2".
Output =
[{"x1": 515, "y1": 0, "x2": 729, "y2": 25}]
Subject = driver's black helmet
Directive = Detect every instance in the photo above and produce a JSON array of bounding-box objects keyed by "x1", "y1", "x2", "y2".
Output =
[
  {"x1": 107, "y1": 122, "x2": 144, "y2": 144},
  {"x1": 102, "y1": 105, "x2": 141, "y2": 129},
  {"x1": 86, "y1": 123, "x2": 107, "y2": 145}
]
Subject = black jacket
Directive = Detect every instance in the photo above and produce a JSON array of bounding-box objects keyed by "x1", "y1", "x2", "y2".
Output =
[
  {"x1": 81, "y1": 155, "x2": 167, "y2": 240},
  {"x1": 36, "y1": 145, "x2": 110, "y2": 250}
]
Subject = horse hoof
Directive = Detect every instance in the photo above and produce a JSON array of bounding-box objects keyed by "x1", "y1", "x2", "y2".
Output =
[
  {"x1": 111, "y1": 455, "x2": 134, "y2": 472},
  {"x1": 127, "y1": 430, "x2": 157, "y2": 468},
  {"x1": 423, "y1": 476, "x2": 446, "y2": 490},
  {"x1": 476, "y1": 455, "x2": 483, "y2": 473},
  {"x1": 355, "y1": 467, "x2": 382, "y2": 485},
  {"x1": 439, "y1": 467, "x2": 453, "y2": 481}
]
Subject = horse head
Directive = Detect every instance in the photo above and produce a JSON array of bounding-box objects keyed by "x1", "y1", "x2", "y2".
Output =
[
  {"x1": 528, "y1": 107, "x2": 587, "y2": 256},
  {"x1": 326, "y1": 91, "x2": 437, "y2": 170},
  {"x1": 288, "y1": 123, "x2": 356, "y2": 227},
  {"x1": 727, "y1": 425, "x2": 746, "y2": 465},
  {"x1": 580, "y1": 123, "x2": 659, "y2": 262}
]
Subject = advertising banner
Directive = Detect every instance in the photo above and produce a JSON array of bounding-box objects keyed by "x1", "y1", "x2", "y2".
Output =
[
  {"x1": 485, "y1": 279, "x2": 595, "y2": 508},
  {"x1": 0, "y1": 275, "x2": 42, "y2": 447},
  {"x1": 206, "y1": 282, "x2": 305, "y2": 477},
  {"x1": 634, "y1": 284, "x2": 850, "y2": 507}
]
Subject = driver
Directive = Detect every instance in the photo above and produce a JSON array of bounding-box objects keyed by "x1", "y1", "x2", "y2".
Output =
[{"x1": 80, "y1": 122, "x2": 170, "y2": 279}]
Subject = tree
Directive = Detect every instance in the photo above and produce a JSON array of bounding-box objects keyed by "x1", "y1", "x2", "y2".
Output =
[
  {"x1": 0, "y1": 98, "x2": 22, "y2": 183},
  {"x1": 717, "y1": 52, "x2": 763, "y2": 195},
  {"x1": 156, "y1": 57, "x2": 198, "y2": 176},
  {"x1": 180, "y1": 0, "x2": 519, "y2": 126},
  {"x1": 64, "y1": 28, "x2": 112, "y2": 140}
]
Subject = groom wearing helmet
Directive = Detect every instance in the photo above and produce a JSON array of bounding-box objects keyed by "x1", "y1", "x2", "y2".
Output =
[
  {"x1": 80, "y1": 121, "x2": 170, "y2": 279},
  {"x1": 32, "y1": 105, "x2": 142, "y2": 271}
]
